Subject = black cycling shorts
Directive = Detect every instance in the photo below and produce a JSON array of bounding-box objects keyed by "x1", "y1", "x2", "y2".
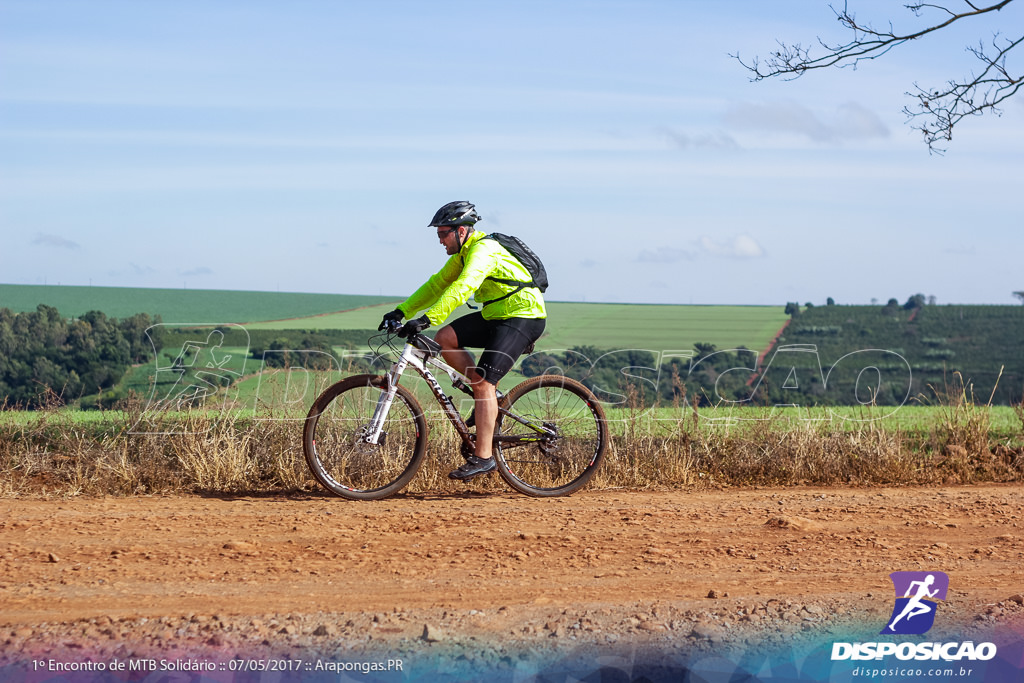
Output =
[{"x1": 447, "y1": 312, "x2": 546, "y2": 385}]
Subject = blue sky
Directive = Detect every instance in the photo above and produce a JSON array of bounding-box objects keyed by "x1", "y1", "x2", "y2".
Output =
[{"x1": 2, "y1": 0, "x2": 1022, "y2": 306}]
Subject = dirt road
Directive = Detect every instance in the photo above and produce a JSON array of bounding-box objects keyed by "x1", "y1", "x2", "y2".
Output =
[{"x1": 2, "y1": 484, "x2": 1023, "y2": 675}]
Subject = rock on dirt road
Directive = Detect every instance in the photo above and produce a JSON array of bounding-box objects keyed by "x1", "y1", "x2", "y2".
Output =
[{"x1": 2, "y1": 484, "x2": 1023, "y2": 679}]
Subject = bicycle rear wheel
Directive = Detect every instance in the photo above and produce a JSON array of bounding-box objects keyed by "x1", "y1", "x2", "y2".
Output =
[
  {"x1": 494, "y1": 375, "x2": 607, "y2": 497},
  {"x1": 303, "y1": 374, "x2": 428, "y2": 500}
]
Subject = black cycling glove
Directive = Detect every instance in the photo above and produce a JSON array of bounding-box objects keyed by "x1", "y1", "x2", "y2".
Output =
[
  {"x1": 397, "y1": 315, "x2": 430, "y2": 338},
  {"x1": 378, "y1": 308, "x2": 404, "y2": 331}
]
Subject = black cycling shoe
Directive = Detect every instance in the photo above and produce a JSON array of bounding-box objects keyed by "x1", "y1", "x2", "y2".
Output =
[{"x1": 448, "y1": 456, "x2": 496, "y2": 481}]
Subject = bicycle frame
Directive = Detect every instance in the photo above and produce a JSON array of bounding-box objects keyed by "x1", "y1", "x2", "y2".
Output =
[{"x1": 362, "y1": 332, "x2": 554, "y2": 451}]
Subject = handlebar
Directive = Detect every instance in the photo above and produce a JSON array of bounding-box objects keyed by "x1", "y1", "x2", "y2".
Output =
[
  {"x1": 381, "y1": 319, "x2": 442, "y2": 357},
  {"x1": 384, "y1": 318, "x2": 426, "y2": 343}
]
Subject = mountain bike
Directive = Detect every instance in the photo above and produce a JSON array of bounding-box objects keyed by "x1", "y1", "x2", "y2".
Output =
[{"x1": 302, "y1": 321, "x2": 607, "y2": 500}]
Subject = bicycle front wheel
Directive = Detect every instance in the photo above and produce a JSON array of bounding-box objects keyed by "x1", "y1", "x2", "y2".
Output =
[
  {"x1": 303, "y1": 374, "x2": 428, "y2": 500},
  {"x1": 495, "y1": 375, "x2": 607, "y2": 497}
]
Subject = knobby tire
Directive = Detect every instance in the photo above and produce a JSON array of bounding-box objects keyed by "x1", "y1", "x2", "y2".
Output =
[
  {"x1": 494, "y1": 375, "x2": 607, "y2": 497},
  {"x1": 303, "y1": 374, "x2": 428, "y2": 500}
]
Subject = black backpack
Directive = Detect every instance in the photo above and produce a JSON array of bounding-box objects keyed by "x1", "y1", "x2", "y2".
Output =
[{"x1": 480, "y1": 232, "x2": 549, "y2": 306}]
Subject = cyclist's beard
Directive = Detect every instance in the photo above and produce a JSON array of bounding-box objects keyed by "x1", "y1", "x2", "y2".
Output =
[{"x1": 446, "y1": 231, "x2": 464, "y2": 256}]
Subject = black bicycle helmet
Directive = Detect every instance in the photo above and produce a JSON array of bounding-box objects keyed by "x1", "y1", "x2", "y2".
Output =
[{"x1": 429, "y1": 201, "x2": 481, "y2": 228}]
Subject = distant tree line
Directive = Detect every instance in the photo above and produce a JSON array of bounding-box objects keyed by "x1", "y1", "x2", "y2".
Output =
[
  {"x1": 521, "y1": 343, "x2": 757, "y2": 408},
  {"x1": 786, "y1": 293, "x2": 935, "y2": 318},
  {"x1": 0, "y1": 305, "x2": 163, "y2": 408},
  {"x1": 258, "y1": 334, "x2": 338, "y2": 370}
]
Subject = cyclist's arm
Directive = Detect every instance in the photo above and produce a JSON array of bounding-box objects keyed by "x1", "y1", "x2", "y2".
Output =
[
  {"x1": 420, "y1": 242, "x2": 498, "y2": 324},
  {"x1": 396, "y1": 255, "x2": 462, "y2": 322}
]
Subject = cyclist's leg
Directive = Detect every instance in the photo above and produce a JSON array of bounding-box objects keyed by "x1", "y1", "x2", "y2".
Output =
[
  {"x1": 439, "y1": 314, "x2": 501, "y2": 478},
  {"x1": 436, "y1": 312, "x2": 488, "y2": 380},
  {"x1": 470, "y1": 379, "x2": 498, "y2": 460},
  {"x1": 442, "y1": 315, "x2": 545, "y2": 479},
  {"x1": 470, "y1": 317, "x2": 546, "y2": 461},
  {"x1": 436, "y1": 324, "x2": 497, "y2": 457},
  {"x1": 440, "y1": 313, "x2": 499, "y2": 458}
]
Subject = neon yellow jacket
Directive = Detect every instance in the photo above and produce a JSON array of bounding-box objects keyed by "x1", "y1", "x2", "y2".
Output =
[{"x1": 397, "y1": 230, "x2": 546, "y2": 325}]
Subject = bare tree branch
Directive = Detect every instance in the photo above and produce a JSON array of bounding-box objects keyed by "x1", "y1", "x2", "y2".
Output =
[
  {"x1": 733, "y1": 1, "x2": 1022, "y2": 152},
  {"x1": 906, "y1": 32, "x2": 1024, "y2": 149}
]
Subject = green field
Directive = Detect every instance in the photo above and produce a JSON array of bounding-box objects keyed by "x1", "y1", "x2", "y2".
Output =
[
  {"x1": 243, "y1": 301, "x2": 789, "y2": 354},
  {"x1": 4, "y1": 284, "x2": 787, "y2": 354},
  {"x1": 242, "y1": 302, "x2": 405, "y2": 331},
  {"x1": 6, "y1": 289, "x2": 1021, "y2": 497},
  {"x1": 5, "y1": 402, "x2": 1018, "y2": 443},
  {"x1": 774, "y1": 303, "x2": 1024, "y2": 407},
  {"x1": 605, "y1": 403, "x2": 1022, "y2": 435},
  {"x1": 537, "y1": 303, "x2": 786, "y2": 353},
  {"x1": 196, "y1": 302, "x2": 790, "y2": 412},
  {"x1": 0, "y1": 283, "x2": 396, "y2": 324},
  {"x1": 5, "y1": 283, "x2": 791, "y2": 380},
  {"x1": 1, "y1": 285, "x2": 790, "y2": 414}
]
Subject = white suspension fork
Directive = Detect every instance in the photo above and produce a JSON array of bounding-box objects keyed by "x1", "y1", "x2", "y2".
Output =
[{"x1": 363, "y1": 343, "x2": 423, "y2": 445}]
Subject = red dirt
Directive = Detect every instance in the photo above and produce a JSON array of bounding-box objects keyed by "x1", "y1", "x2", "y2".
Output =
[{"x1": 2, "y1": 485, "x2": 1023, "y2": 668}]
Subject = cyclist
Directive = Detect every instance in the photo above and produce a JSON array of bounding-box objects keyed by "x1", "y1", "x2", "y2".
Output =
[{"x1": 379, "y1": 201, "x2": 546, "y2": 481}]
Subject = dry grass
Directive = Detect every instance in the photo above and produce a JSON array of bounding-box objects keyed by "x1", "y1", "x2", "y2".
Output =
[{"x1": 2, "y1": 383, "x2": 1022, "y2": 499}]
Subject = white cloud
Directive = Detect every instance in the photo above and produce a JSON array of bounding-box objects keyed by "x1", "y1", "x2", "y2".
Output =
[
  {"x1": 637, "y1": 247, "x2": 696, "y2": 264},
  {"x1": 639, "y1": 236, "x2": 764, "y2": 263},
  {"x1": 660, "y1": 128, "x2": 739, "y2": 150},
  {"x1": 107, "y1": 263, "x2": 156, "y2": 278},
  {"x1": 699, "y1": 234, "x2": 765, "y2": 259},
  {"x1": 31, "y1": 233, "x2": 80, "y2": 250},
  {"x1": 836, "y1": 102, "x2": 890, "y2": 139},
  {"x1": 179, "y1": 266, "x2": 213, "y2": 277},
  {"x1": 723, "y1": 100, "x2": 889, "y2": 142}
]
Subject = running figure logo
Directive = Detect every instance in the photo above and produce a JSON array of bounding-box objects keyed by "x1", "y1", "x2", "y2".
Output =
[{"x1": 881, "y1": 571, "x2": 949, "y2": 635}]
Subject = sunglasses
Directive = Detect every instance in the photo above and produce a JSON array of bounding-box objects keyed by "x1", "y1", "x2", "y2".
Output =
[{"x1": 436, "y1": 227, "x2": 459, "y2": 239}]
